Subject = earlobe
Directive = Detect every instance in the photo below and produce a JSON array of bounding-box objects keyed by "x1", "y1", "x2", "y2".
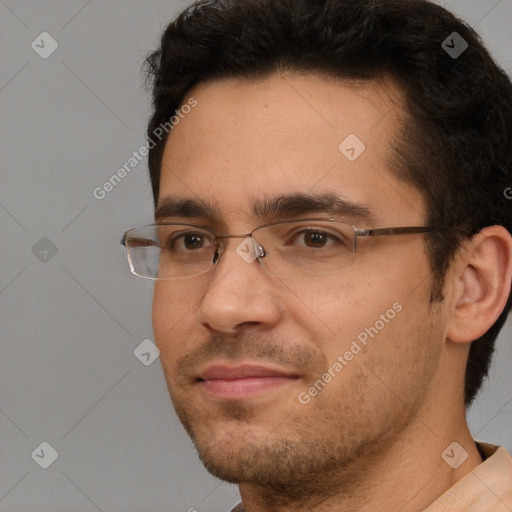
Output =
[{"x1": 446, "y1": 226, "x2": 512, "y2": 344}]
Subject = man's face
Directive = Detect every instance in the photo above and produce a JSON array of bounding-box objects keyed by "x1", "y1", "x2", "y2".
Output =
[{"x1": 152, "y1": 73, "x2": 445, "y2": 492}]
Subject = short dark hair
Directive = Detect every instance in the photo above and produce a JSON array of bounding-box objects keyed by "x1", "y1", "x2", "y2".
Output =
[{"x1": 144, "y1": 0, "x2": 512, "y2": 407}]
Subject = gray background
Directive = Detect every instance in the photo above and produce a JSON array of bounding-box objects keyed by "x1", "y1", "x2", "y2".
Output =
[{"x1": 0, "y1": 0, "x2": 511, "y2": 511}]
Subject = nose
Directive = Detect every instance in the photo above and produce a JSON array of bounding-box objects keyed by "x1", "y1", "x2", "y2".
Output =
[{"x1": 196, "y1": 238, "x2": 282, "y2": 335}]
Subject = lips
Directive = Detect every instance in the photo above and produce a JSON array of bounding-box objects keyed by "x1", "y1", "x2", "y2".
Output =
[
  {"x1": 200, "y1": 364, "x2": 298, "y2": 380},
  {"x1": 197, "y1": 364, "x2": 300, "y2": 399}
]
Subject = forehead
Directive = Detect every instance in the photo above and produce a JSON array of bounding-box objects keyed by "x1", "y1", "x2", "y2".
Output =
[{"x1": 158, "y1": 72, "x2": 424, "y2": 226}]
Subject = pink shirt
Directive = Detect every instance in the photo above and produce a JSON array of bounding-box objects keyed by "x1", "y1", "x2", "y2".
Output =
[{"x1": 423, "y1": 442, "x2": 512, "y2": 511}]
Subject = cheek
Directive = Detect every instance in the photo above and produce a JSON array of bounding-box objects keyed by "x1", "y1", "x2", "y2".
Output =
[
  {"x1": 286, "y1": 274, "x2": 383, "y2": 344},
  {"x1": 303, "y1": 257, "x2": 431, "y2": 364},
  {"x1": 152, "y1": 282, "x2": 202, "y2": 364},
  {"x1": 152, "y1": 283, "x2": 171, "y2": 341}
]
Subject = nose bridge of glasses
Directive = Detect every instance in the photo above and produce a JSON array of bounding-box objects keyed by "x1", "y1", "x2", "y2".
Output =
[{"x1": 213, "y1": 233, "x2": 266, "y2": 263}]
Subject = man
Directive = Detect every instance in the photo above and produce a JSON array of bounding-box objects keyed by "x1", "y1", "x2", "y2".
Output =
[{"x1": 122, "y1": 0, "x2": 512, "y2": 510}]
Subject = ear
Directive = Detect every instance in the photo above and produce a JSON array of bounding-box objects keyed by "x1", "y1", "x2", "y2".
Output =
[{"x1": 446, "y1": 226, "x2": 512, "y2": 344}]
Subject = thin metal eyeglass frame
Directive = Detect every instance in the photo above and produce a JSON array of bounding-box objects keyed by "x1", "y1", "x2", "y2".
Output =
[{"x1": 121, "y1": 219, "x2": 446, "y2": 280}]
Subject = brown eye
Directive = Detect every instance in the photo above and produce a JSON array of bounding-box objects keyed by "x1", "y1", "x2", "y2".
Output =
[
  {"x1": 304, "y1": 232, "x2": 329, "y2": 248},
  {"x1": 164, "y1": 231, "x2": 214, "y2": 252},
  {"x1": 183, "y1": 233, "x2": 205, "y2": 250}
]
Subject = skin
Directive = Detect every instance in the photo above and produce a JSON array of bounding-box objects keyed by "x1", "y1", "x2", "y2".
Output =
[{"x1": 151, "y1": 72, "x2": 512, "y2": 511}]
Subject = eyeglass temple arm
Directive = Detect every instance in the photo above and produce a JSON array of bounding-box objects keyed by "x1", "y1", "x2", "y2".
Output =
[{"x1": 356, "y1": 226, "x2": 445, "y2": 237}]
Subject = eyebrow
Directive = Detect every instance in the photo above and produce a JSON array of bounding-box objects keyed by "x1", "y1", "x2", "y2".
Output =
[
  {"x1": 252, "y1": 192, "x2": 376, "y2": 224},
  {"x1": 155, "y1": 192, "x2": 377, "y2": 225},
  {"x1": 155, "y1": 197, "x2": 217, "y2": 222}
]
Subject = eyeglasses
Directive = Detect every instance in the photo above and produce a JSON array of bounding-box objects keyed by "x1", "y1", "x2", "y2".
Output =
[{"x1": 121, "y1": 219, "x2": 444, "y2": 280}]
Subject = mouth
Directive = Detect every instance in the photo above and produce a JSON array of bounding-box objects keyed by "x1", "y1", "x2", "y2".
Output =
[{"x1": 197, "y1": 364, "x2": 301, "y2": 400}]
